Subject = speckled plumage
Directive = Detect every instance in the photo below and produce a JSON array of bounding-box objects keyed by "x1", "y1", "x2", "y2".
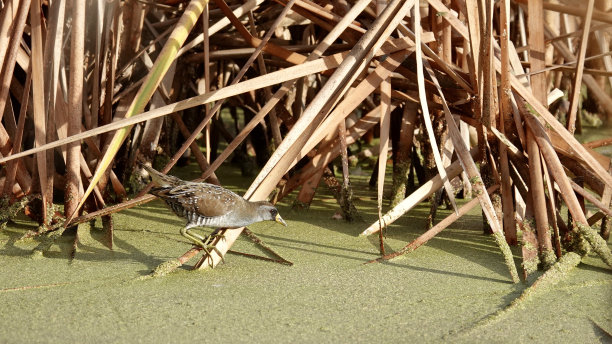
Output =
[{"x1": 142, "y1": 164, "x2": 286, "y2": 249}]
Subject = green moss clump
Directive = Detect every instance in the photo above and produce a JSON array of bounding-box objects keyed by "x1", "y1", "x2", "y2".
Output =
[
  {"x1": 522, "y1": 240, "x2": 537, "y2": 251},
  {"x1": 576, "y1": 222, "x2": 612, "y2": 268},
  {"x1": 539, "y1": 250, "x2": 557, "y2": 271},
  {"x1": 521, "y1": 255, "x2": 539, "y2": 276},
  {"x1": 126, "y1": 171, "x2": 146, "y2": 196},
  {"x1": 292, "y1": 200, "x2": 310, "y2": 210},
  {"x1": 470, "y1": 252, "x2": 582, "y2": 332},
  {"x1": 390, "y1": 160, "x2": 411, "y2": 208},
  {"x1": 521, "y1": 222, "x2": 540, "y2": 276},
  {"x1": 149, "y1": 258, "x2": 183, "y2": 278},
  {"x1": 0, "y1": 196, "x2": 30, "y2": 229},
  {"x1": 492, "y1": 230, "x2": 520, "y2": 283},
  {"x1": 153, "y1": 154, "x2": 171, "y2": 172},
  {"x1": 525, "y1": 252, "x2": 582, "y2": 296}
]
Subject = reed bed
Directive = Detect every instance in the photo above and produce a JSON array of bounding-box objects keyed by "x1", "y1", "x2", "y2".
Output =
[{"x1": 0, "y1": 0, "x2": 611, "y2": 316}]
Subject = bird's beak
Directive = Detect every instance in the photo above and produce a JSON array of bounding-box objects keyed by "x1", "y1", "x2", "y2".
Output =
[{"x1": 275, "y1": 213, "x2": 287, "y2": 226}]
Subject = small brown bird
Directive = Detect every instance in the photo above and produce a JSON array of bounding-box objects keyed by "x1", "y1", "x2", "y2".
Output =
[{"x1": 142, "y1": 164, "x2": 287, "y2": 250}]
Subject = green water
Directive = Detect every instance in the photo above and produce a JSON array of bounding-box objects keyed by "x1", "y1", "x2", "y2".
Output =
[
  {"x1": 0, "y1": 163, "x2": 610, "y2": 343},
  {"x1": 576, "y1": 125, "x2": 612, "y2": 157}
]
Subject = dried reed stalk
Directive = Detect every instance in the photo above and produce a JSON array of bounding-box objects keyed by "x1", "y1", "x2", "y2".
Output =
[
  {"x1": 201, "y1": 0, "x2": 418, "y2": 269},
  {"x1": 64, "y1": 0, "x2": 86, "y2": 222},
  {"x1": 1, "y1": 0, "x2": 610, "y2": 291},
  {"x1": 369, "y1": 185, "x2": 500, "y2": 264},
  {"x1": 69, "y1": 0, "x2": 210, "y2": 222},
  {"x1": 498, "y1": 0, "x2": 516, "y2": 245},
  {"x1": 565, "y1": 0, "x2": 595, "y2": 134},
  {"x1": 0, "y1": 0, "x2": 30, "y2": 123}
]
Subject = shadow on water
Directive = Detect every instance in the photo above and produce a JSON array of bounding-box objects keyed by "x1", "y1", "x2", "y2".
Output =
[
  {"x1": 252, "y1": 231, "x2": 514, "y2": 286},
  {"x1": 121, "y1": 204, "x2": 180, "y2": 228},
  {"x1": 375, "y1": 259, "x2": 512, "y2": 284},
  {"x1": 576, "y1": 261, "x2": 612, "y2": 275},
  {"x1": 0, "y1": 212, "x2": 179, "y2": 275},
  {"x1": 282, "y1": 190, "x2": 518, "y2": 280},
  {"x1": 590, "y1": 318, "x2": 612, "y2": 343},
  {"x1": 256, "y1": 232, "x2": 377, "y2": 262}
]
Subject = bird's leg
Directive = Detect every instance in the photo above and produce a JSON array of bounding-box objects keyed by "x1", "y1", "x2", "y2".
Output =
[
  {"x1": 180, "y1": 226, "x2": 221, "y2": 258},
  {"x1": 180, "y1": 225, "x2": 207, "y2": 247},
  {"x1": 200, "y1": 228, "x2": 227, "y2": 266},
  {"x1": 180, "y1": 225, "x2": 224, "y2": 263}
]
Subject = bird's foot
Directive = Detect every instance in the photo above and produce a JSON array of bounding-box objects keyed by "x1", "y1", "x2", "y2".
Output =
[
  {"x1": 181, "y1": 227, "x2": 226, "y2": 267},
  {"x1": 193, "y1": 240, "x2": 225, "y2": 265},
  {"x1": 209, "y1": 231, "x2": 226, "y2": 243}
]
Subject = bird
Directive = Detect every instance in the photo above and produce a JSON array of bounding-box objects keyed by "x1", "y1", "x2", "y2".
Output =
[{"x1": 141, "y1": 164, "x2": 287, "y2": 252}]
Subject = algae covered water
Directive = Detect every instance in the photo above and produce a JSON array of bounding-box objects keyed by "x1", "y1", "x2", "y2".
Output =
[{"x1": 0, "y1": 165, "x2": 610, "y2": 342}]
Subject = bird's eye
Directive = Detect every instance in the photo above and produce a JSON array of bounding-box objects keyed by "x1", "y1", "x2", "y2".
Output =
[{"x1": 270, "y1": 209, "x2": 278, "y2": 217}]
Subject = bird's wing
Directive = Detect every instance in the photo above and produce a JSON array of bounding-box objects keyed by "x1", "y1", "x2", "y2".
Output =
[
  {"x1": 152, "y1": 182, "x2": 241, "y2": 218},
  {"x1": 193, "y1": 183, "x2": 242, "y2": 218}
]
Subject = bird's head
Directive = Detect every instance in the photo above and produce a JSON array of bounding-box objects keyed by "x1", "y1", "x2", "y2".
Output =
[{"x1": 256, "y1": 202, "x2": 287, "y2": 226}]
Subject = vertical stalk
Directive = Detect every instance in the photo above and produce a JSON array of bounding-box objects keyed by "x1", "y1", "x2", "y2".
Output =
[
  {"x1": 499, "y1": 0, "x2": 516, "y2": 244},
  {"x1": 65, "y1": 0, "x2": 86, "y2": 219},
  {"x1": 0, "y1": 0, "x2": 31, "y2": 123},
  {"x1": 520, "y1": 97, "x2": 612, "y2": 268},
  {"x1": 527, "y1": 128, "x2": 555, "y2": 268},
  {"x1": 376, "y1": 0, "x2": 391, "y2": 255},
  {"x1": 566, "y1": 0, "x2": 595, "y2": 134},
  {"x1": 2, "y1": 64, "x2": 32, "y2": 197},
  {"x1": 202, "y1": 2, "x2": 212, "y2": 162},
  {"x1": 30, "y1": 0, "x2": 50, "y2": 225},
  {"x1": 337, "y1": 118, "x2": 357, "y2": 221},
  {"x1": 390, "y1": 104, "x2": 417, "y2": 207},
  {"x1": 527, "y1": 0, "x2": 547, "y2": 101}
]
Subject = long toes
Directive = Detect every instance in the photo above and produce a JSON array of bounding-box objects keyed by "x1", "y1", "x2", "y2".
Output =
[
  {"x1": 212, "y1": 233, "x2": 226, "y2": 242},
  {"x1": 203, "y1": 235, "x2": 215, "y2": 246}
]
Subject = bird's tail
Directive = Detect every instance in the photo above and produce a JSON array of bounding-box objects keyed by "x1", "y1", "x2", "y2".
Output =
[{"x1": 140, "y1": 163, "x2": 183, "y2": 187}]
